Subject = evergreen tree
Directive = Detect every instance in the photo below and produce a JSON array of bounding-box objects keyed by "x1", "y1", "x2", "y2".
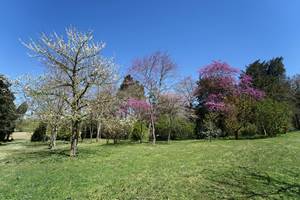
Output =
[
  {"x1": 118, "y1": 74, "x2": 145, "y2": 100},
  {"x1": 0, "y1": 75, "x2": 17, "y2": 141},
  {"x1": 245, "y1": 57, "x2": 290, "y2": 101},
  {"x1": 290, "y1": 74, "x2": 300, "y2": 129}
]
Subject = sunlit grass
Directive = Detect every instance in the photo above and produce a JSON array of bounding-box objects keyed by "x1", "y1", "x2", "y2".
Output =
[{"x1": 0, "y1": 132, "x2": 300, "y2": 199}]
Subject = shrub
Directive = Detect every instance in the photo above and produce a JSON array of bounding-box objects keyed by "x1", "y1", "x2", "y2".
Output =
[
  {"x1": 156, "y1": 115, "x2": 195, "y2": 140},
  {"x1": 130, "y1": 121, "x2": 148, "y2": 142},
  {"x1": 103, "y1": 118, "x2": 133, "y2": 144},
  {"x1": 255, "y1": 99, "x2": 291, "y2": 136},
  {"x1": 201, "y1": 112, "x2": 221, "y2": 141},
  {"x1": 240, "y1": 123, "x2": 258, "y2": 137},
  {"x1": 31, "y1": 122, "x2": 48, "y2": 142},
  {"x1": 57, "y1": 125, "x2": 71, "y2": 141}
]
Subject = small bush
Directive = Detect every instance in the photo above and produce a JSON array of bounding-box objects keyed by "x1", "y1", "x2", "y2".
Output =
[
  {"x1": 31, "y1": 122, "x2": 48, "y2": 142},
  {"x1": 130, "y1": 121, "x2": 148, "y2": 142},
  {"x1": 201, "y1": 113, "x2": 222, "y2": 140},
  {"x1": 240, "y1": 123, "x2": 258, "y2": 137}
]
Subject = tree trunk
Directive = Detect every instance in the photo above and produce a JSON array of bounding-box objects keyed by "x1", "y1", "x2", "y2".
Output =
[
  {"x1": 90, "y1": 122, "x2": 93, "y2": 142},
  {"x1": 167, "y1": 131, "x2": 171, "y2": 143},
  {"x1": 235, "y1": 132, "x2": 239, "y2": 140},
  {"x1": 150, "y1": 113, "x2": 156, "y2": 144},
  {"x1": 140, "y1": 122, "x2": 143, "y2": 143},
  {"x1": 81, "y1": 124, "x2": 86, "y2": 142},
  {"x1": 96, "y1": 121, "x2": 101, "y2": 142},
  {"x1": 262, "y1": 124, "x2": 267, "y2": 136},
  {"x1": 167, "y1": 117, "x2": 171, "y2": 144},
  {"x1": 5, "y1": 132, "x2": 11, "y2": 141},
  {"x1": 70, "y1": 120, "x2": 80, "y2": 157},
  {"x1": 295, "y1": 114, "x2": 300, "y2": 129},
  {"x1": 49, "y1": 127, "x2": 57, "y2": 149}
]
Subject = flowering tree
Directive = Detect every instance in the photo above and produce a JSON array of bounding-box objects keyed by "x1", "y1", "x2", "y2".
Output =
[
  {"x1": 89, "y1": 86, "x2": 120, "y2": 142},
  {"x1": 23, "y1": 75, "x2": 66, "y2": 149},
  {"x1": 123, "y1": 98, "x2": 151, "y2": 118},
  {"x1": 120, "y1": 98, "x2": 151, "y2": 142},
  {"x1": 23, "y1": 27, "x2": 117, "y2": 156},
  {"x1": 196, "y1": 61, "x2": 264, "y2": 139},
  {"x1": 129, "y1": 51, "x2": 176, "y2": 144}
]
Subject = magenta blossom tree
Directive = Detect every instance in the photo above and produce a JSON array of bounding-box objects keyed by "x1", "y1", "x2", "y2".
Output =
[
  {"x1": 120, "y1": 98, "x2": 151, "y2": 142},
  {"x1": 121, "y1": 98, "x2": 151, "y2": 121},
  {"x1": 196, "y1": 61, "x2": 265, "y2": 139},
  {"x1": 197, "y1": 61, "x2": 264, "y2": 113}
]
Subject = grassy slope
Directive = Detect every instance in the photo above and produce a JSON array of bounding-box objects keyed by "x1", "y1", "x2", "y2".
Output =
[{"x1": 0, "y1": 132, "x2": 299, "y2": 200}]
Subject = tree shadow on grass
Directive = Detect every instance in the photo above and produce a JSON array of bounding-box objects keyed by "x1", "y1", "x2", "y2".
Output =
[
  {"x1": 203, "y1": 167, "x2": 300, "y2": 199},
  {"x1": 1, "y1": 147, "x2": 70, "y2": 165}
]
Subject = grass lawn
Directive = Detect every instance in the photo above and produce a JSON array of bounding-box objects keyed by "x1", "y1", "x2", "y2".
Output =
[{"x1": 0, "y1": 132, "x2": 300, "y2": 200}]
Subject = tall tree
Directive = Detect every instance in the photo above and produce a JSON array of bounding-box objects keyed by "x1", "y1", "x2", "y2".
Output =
[
  {"x1": 290, "y1": 74, "x2": 300, "y2": 129},
  {"x1": 176, "y1": 76, "x2": 197, "y2": 109},
  {"x1": 195, "y1": 61, "x2": 264, "y2": 139},
  {"x1": 89, "y1": 86, "x2": 119, "y2": 142},
  {"x1": 23, "y1": 27, "x2": 116, "y2": 156},
  {"x1": 157, "y1": 93, "x2": 186, "y2": 143},
  {"x1": 245, "y1": 57, "x2": 290, "y2": 101},
  {"x1": 129, "y1": 52, "x2": 176, "y2": 144},
  {"x1": 0, "y1": 75, "x2": 17, "y2": 141},
  {"x1": 118, "y1": 74, "x2": 145, "y2": 100}
]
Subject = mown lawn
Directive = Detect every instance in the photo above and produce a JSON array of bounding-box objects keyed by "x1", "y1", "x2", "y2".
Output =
[{"x1": 0, "y1": 132, "x2": 300, "y2": 200}]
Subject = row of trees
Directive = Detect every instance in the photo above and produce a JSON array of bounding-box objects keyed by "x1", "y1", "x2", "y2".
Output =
[
  {"x1": 7, "y1": 27, "x2": 298, "y2": 156},
  {"x1": 194, "y1": 59, "x2": 295, "y2": 139},
  {"x1": 21, "y1": 28, "x2": 195, "y2": 156}
]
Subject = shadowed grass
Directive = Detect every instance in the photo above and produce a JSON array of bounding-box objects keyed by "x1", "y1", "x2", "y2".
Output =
[{"x1": 0, "y1": 132, "x2": 299, "y2": 199}]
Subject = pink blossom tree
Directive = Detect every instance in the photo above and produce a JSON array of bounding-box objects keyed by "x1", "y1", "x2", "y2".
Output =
[
  {"x1": 121, "y1": 98, "x2": 151, "y2": 142},
  {"x1": 129, "y1": 51, "x2": 176, "y2": 144}
]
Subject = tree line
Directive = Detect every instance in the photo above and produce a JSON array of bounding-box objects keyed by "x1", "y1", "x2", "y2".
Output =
[{"x1": 0, "y1": 27, "x2": 299, "y2": 157}]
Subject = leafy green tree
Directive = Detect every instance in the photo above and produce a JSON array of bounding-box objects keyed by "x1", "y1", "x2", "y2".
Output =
[
  {"x1": 130, "y1": 121, "x2": 148, "y2": 143},
  {"x1": 155, "y1": 115, "x2": 195, "y2": 140},
  {"x1": 255, "y1": 99, "x2": 291, "y2": 136},
  {"x1": 0, "y1": 75, "x2": 17, "y2": 141}
]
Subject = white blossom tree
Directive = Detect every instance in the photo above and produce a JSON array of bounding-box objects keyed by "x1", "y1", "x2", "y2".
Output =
[
  {"x1": 23, "y1": 27, "x2": 117, "y2": 156},
  {"x1": 22, "y1": 75, "x2": 66, "y2": 149},
  {"x1": 88, "y1": 85, "x2": 119, "y2": 142}
]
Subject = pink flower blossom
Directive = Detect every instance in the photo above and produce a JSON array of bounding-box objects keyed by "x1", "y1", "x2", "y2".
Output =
[{"x1": 197, "y1": 61, "x2": 265, "y2": 113}]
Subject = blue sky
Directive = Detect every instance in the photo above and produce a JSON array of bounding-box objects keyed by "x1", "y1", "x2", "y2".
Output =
[{"x1": 0, "y1": 0, "x2": 299, "y2": 80}]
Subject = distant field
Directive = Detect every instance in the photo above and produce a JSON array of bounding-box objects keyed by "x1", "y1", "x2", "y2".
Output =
[
  {"x1": 11, "y1": 132, "x2": 32, "y2": 140},
  {"x1": 0, "y1": 132, "x2": 299, "y2": 199}
]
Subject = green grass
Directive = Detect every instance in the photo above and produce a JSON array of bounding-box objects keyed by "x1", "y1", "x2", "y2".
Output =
[{"x1": 0, "y1": 133, "x2": 300, "y2": 200}]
